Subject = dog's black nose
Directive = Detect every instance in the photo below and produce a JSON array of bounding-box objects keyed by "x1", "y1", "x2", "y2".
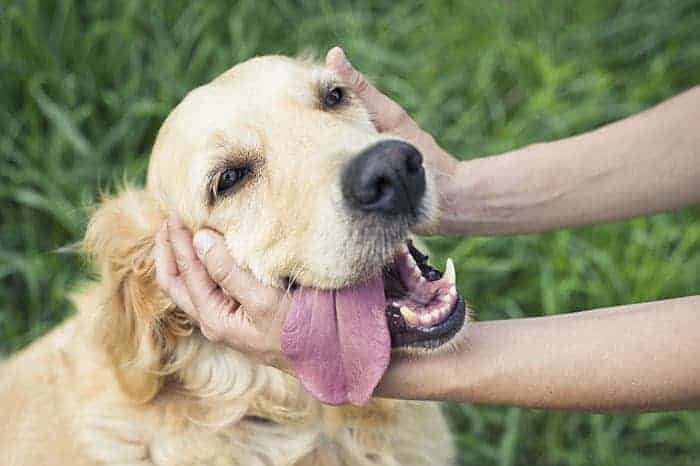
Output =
[{"x1": 342, "y1": 140, "x2": 426, "y2": 217}]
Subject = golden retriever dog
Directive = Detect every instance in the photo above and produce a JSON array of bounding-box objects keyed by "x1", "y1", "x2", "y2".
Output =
[{"x1": 0, "y1": 55, "x2": 467, "y2": 466}]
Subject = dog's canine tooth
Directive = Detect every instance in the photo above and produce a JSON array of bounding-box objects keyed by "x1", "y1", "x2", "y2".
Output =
[
  {"x1": 444, "y1": 258, "x2": 456, "y2": 285},
  {"x1": 400, "y1": 306, "x2": 419, "y2": 326}
]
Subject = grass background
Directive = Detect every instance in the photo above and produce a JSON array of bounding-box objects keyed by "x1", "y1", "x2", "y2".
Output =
[{"x1": 1, "y1": 0, "x2": 699, "y2": 464}]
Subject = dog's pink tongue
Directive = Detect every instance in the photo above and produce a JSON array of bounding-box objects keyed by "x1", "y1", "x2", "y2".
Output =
[{"x1": 280, "y1": 276, "x2": 390, "y2": 406}]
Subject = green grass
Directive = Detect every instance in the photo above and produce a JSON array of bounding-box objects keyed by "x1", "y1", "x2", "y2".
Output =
[{"x1": 1, "y1": 0, "x2": 699, "y2": 464}]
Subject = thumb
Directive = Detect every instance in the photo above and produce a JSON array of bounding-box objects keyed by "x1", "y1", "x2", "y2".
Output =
[
  {"x1": 325, "y1": 46, "x2": 412, "y2": 134},
  {"x1": 193, "y1": 229, "x2": 282, "y2": 311}
]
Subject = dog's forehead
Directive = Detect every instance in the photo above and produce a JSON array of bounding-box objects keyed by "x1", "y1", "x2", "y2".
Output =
[
  {"x1": 146, "y1": 55, "x2": 326, "y2": 197},
  {"x1": 215, "y1": 55, "x2": 321, "y2": 92},
  {"x1": 169, "y1": 56, "x2": 325, "y2": 146}
]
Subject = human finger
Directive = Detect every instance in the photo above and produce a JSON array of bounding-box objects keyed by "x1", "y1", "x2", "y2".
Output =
[
  {"x1": 325, "y1": 46, "x2": 413, "y2": 134},
  {"x1": 193, "y1": 229, "x2": 284, "y2": 313},
  {"x1": 154, "y1": 221, "x2": 196, "y2": 316}
]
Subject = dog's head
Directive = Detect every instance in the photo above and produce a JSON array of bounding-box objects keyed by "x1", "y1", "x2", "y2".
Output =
[
  {"x1": 85, "y1": 56, "x2": 466, "y2": 405},
  {"x1": 149, "y1": 56, "x2": 435, "y2": 288}
]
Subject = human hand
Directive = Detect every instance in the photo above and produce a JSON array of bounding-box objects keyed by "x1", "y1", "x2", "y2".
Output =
[{"x1": 155, "y1": 217, "x2": 292, "y2": 370}]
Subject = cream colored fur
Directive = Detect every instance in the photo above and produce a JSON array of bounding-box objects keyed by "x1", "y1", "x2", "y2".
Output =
[{"x1": 0, "y1": 56, "x2": 454, "y2": 466}]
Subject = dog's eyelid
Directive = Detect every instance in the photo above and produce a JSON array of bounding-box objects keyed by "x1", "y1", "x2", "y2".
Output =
[
  {"x1": 317, "y1": 79, "x2": 350, "y2": 110},
  {"x1": 205, "y1": 157, "x2": 258, "y2": 206},
  {"x1": 320, "y1": 78, "x2": 344, "y2": 94}
]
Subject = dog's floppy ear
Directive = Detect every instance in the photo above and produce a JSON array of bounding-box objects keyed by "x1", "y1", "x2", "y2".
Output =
[{"x1": 83, "y1": 187, "x2": 190, "y2": 402}]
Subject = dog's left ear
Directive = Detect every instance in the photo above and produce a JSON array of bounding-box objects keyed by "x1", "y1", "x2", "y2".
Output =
[{"x1": 83, "y1": 187, "x2": 189, "y2": 403}]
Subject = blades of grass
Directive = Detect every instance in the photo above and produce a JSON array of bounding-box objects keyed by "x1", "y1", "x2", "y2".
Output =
[{"x1": 27, "y1": 75, "x2": 94, "y2": 158}]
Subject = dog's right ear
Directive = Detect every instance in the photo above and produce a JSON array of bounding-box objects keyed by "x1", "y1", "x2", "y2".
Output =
[{"x1": 83, "y1": 187, "x2": 188, "y2": 403}]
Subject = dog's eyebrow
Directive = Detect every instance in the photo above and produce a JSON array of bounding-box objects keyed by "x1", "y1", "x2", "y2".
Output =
[
  {"x1": 207, "y1": 131, "x2": 235, "y2": 151},
  {"x1": 310, "y1": 67, "x2": 339, "y2": 96},
  {"x1": 317, "y1": 74, "x2": 339, "y2": 92},
  {"x1": 207, "y1": 126, "x2": 263, "y2": 152}
]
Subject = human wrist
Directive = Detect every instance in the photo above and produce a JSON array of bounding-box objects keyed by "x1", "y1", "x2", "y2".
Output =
[
  {"x1": 433, "y1": 155, "x2": 477, "y2": 236},
  {"x1": 433, "y1": 144, "x2": 558, "y2": 236},
  {"x1": 375, "y1": 324, "x2": 479, "y2": 402}
]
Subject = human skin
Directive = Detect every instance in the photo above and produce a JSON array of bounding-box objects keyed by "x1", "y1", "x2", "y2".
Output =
[
  {"x1": 437, "y1": 85, "x2": 700, "y2": 235},
  {"x1": 376, "y1": 296, "x2": 700, "y2": 412},
  {"x1": 156, "y1": 47, "x2": 700, "y2": 412}
]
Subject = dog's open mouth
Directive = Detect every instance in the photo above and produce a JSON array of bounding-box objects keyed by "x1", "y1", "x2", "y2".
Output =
[
  {"x1": 280, "y1": 240, "x2": 467, "y2": 407},
  {"x1": 383, "y1": 240, "x2": 466, "y2": 349}
]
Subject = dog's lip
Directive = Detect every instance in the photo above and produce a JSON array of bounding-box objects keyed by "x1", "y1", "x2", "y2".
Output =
[
  {"x1": 386, "y1": 295, "x2": 466, "y2": 349},
  {"x1": 382, "y1": 240, "x2": 466, "y2": 349}
]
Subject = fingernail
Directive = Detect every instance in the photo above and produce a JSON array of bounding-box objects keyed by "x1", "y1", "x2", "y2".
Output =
[
  {"x1": 338, "y1": 49, "x2": 351, "y2": 70},
  {"x1": 330, "y1": 46, "x2": 351, "y2": 71},
  {"x1": 336, "y1": 47, "x2": 348, "y2": 63},
  {"x1": 193, "y1": 230, "x2": 216, "y2": 258}
]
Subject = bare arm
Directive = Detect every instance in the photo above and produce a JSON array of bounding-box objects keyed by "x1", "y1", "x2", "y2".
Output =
[
  {"x1": 438, "y1": 86, "x2": 700, "y2": 234},
  {"x1": 376, "y1": 296, "x2": 700, "y2": 412}
]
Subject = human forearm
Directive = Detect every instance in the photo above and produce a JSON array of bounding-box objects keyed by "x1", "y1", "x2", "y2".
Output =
[
  {"x1": 438, "y1": 86, "x2": 700, "y2": 235},
  {"x1": 376, "y1": 296, "x2": 700, "y2": 412}
]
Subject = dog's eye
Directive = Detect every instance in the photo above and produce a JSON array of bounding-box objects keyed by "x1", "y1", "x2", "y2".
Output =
[
  {"x1": 216, "y1": 167, "x2": 250, "y2": 195},
  {"x1": 324, "y1": 87, "x2": 344, "y2": 108}
]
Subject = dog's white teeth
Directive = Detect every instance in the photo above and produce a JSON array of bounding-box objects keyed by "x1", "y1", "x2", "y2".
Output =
[
  {"x1": 419, "y1": 312, "x2": 434, "y2": 327},
  {"x1": 400, "y1": 306, "x2": 419, "y2": 326},
  {"x1": 401, "y1": 300, "x2": 454, "y2": 329},
  {"x1": 424, "y1": 305, "x2": 450, "y2": 327},
  {"x1": 444, "y1": 258, "x2": 456, "y2": 285},
  {"x1": 411, "y1": 267, "x2": 422, "y2": 278}
]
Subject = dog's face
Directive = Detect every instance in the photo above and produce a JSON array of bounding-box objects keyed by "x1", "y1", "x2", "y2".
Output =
[
  {"x1": 137, "y1": 56, "x2": 466, "y2": 405},
  {"x1": 149, "y1": 56, "x2": 429, "y2": 288}
]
